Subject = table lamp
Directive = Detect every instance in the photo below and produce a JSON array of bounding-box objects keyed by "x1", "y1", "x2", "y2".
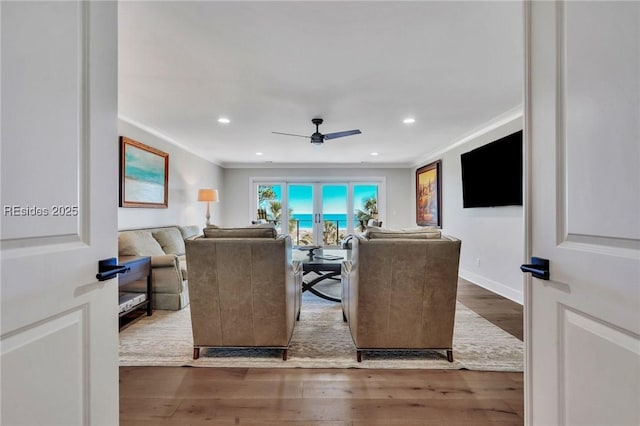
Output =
[{"x1": 197, "y1": 188, "x2": 219, "y2": 226}]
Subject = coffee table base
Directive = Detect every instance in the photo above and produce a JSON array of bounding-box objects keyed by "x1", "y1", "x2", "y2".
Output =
[{"x1": 302, "y1": 271, "x2": 341, "y2": 302}]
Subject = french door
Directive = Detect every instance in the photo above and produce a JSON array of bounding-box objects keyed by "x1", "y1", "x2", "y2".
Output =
[
  {"x1": 287, "y1": 183, "x2": 349, "y2": 247},
  {"x1": 254, "y1": 180, "x2": 382, "y2": 247}
]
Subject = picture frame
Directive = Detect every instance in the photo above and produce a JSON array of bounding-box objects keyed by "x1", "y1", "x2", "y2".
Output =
[
  {"x1": 416, "y1": 160, "x2": 442, "y2": 227},
  {"x1": 120, "y1": 136, "x2": 169, "y2": 208}
]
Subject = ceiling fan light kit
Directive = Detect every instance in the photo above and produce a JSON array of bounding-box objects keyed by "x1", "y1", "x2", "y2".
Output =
[{"x1": 273, "y1": 118, "x2": 361, "y2": 145}]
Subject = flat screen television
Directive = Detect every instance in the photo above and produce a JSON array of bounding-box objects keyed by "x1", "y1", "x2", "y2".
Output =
[{"x1": 460, "y1": 130, "x2": 523, "y2": 208}]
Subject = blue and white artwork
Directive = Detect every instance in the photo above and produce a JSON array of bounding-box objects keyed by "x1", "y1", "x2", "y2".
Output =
[{"x1": 121, "y1": 138, "x2": 168, "y2": 207}]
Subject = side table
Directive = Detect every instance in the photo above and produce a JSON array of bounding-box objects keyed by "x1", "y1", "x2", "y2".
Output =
[{"x1": 118, "y1": 256, "x2": 152, "y2": 331}]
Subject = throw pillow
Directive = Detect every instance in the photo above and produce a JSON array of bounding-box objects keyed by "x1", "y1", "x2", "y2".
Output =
[
  {"x1": 119, "y1": 230, "x2": 166, "y2": 256},
  {"x1": 180, "y1": 225, "x2": 201, "y2": 240},
  {"x1": 152, "y1": 228, "x2": 186, "y2": 255}
]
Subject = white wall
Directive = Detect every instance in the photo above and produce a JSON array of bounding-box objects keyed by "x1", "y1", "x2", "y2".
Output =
[
  {"x1": 222, "y1": 167, "x2": 413, "y2": 228},
  {"x1": 117, "y1": 119, "x2": 223, "y2": 229},
  {"x1": 415, "y1": 116, "x2": 524, "y2": 303}
]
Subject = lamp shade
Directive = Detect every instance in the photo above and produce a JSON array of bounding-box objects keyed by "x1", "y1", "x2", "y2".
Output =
[{"x1": 197, "y1": 189, "x2": 219, "y2": 202}]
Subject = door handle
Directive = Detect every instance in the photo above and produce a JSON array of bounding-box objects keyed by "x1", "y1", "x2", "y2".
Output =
[
  {"x1": 520, "y1": 257, "x2": 550, "y2": 280},
  {"x1": 97, "y1": 257, "x2": 130, "y2": 281}
]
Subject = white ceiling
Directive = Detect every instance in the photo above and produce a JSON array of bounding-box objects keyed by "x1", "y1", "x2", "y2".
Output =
[{"x1": 118, "y1": 1, "x2": 523, "y2": 168}]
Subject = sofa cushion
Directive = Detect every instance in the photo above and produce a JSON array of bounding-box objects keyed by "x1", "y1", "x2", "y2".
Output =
[
  {"x1": 119, "y1": 230, "x2": 165, "y2": 256},
  {"x1": 364, "y1": 226, "x2": 442, "y2": 239},
  {"x1": 203, "y1": 224, "x2": 277, "y2": 239},
  {"x1": 152, "y1": 228, "x2": 186, "y2": 255}
]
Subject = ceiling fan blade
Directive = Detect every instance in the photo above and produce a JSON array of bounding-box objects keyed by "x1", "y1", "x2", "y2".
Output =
[
  {"x1": 272, "y1": 132, "x2": 310, "y2": 139},
  {"x1": 323, "y1": 129, "x2": 362, "y2": 140}
]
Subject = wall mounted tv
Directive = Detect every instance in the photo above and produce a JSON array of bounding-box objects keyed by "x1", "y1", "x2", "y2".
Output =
[{"x1": 460, "y1": 130, "x2": 523, "y2": 208}]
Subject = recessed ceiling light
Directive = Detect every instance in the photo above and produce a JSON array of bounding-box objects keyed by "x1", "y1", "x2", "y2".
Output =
[
  {"x1": 218, "y1": 117, "x2": 230, "y2": 124},
  {"x1": 403, "y1": 118, "x2": 415, "y2": 124},
  {"x1": 255, "y1": 152, "x2": 263, "y2": 156},
  {"x1": 370, "y1": 152, "x2": 379, "y2": 156}
]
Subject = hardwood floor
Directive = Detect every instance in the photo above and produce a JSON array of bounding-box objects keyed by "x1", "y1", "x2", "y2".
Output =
[
  {"x1": 120, "y1": 279, "x2": 524, "y2": 425},
  {"x1": 457, "y1": 278, "x2": 523, "y2": 341}
]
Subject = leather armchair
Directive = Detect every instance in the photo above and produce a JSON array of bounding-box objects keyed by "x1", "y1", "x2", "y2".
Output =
[
  {"x1": 185, "y1": 229, "x2": 302, "y2": 360},
  {"x1": 341, "y1": 231, "x2": 461, "y2": 362}
]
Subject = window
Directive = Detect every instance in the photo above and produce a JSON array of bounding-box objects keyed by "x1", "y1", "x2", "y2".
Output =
[{"x1": 252, "y1": 178, "x2": 385, "y2": 247}]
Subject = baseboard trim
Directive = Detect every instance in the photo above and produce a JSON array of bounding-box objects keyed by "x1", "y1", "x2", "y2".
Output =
[{"x1": 459, "y1": 269, "x2": 524, "y2": 305}]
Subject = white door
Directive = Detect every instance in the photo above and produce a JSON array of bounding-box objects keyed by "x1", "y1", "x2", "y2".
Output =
[
  {"x1": 1, "y1": 2, "x2": 118, "y2": 425},
  {"x1": 525, "y1": 2, "x2": 640, "y2": 425},
  {"x1": 320, "y1": 183, "x2": 349, "y2": 247},
  {"x1": 287, "y1": 183, "x2": 319, "y2": 246}
]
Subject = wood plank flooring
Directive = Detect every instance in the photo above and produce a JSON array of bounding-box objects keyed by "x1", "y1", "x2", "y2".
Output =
[
  {"x1": 120, "y1": 279, "x2": 524, "y2": 425},
  {"x1": 457, "y1": 278, "x2": 523, "y2": 341}
]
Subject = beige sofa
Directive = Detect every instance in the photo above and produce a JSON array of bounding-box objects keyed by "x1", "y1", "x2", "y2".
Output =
[
  {"x1": 341, "y1": 227, "x2": 461, "y2": 362},
  {"x1": 185, "y1": 225, "x2": 302, "y2": 360},
  {"x1": 118, "y1": 225, "x2": 200, "y2": 310}
]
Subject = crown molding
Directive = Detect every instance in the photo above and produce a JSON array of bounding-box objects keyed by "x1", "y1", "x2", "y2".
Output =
[
  {"x1": 412, "y1": 105, "x2": 524, "y2": 169},
  {"x1": 118, "y1": 115, "x2": 223, "y2": 166}
]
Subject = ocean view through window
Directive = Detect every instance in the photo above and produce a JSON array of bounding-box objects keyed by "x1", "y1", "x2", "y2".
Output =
[{"x1": 255, "y1": 181, "x2": 380, "y2": 247}]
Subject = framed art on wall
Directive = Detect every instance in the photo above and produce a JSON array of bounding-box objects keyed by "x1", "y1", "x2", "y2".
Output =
[
  {"x1": 120, "y1": 136, "x2": 169, "y2": 208},
  {"x1": 416, "y1": 160, "x2": 441, "y2": 227}
]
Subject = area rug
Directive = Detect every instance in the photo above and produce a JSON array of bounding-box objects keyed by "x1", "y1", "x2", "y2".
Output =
[{"x1": 120, "y1": 293, "x2": 523, "y2": 371}]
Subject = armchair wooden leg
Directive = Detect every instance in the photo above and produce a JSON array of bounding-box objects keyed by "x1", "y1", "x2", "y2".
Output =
[
  {"x1": 296, "y1": 311, "x2": 300, "y2": 321},
  {"x1": 356, "y1": 350, "x2": 362, "y2": 362},
  {"x1": 342, "y1": 310, "x2": 347, "y2": 322},
  {"x1": 193, "y1": 347, "x2": 200, "y2": 360},
  {"x1": 282, "y1": 349, "x2": 288, "y2": 361},
  {"x1": 447, "y1": 349, "x2": 453, "y2": 362}
]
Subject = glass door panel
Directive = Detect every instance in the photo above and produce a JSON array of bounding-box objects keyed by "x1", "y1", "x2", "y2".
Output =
[
  {"x1": 287, "y1": 184, "x2": 316, "y2": 246},
  {"x1": 353, "y1": 184, "x2": 379, "y2": 232},
  {"x1": 257, "y1": 184, "x2": 282, "y2": 233},
  {"x1": 321, "y1": 184, "x2": 348, "y2": 247}
]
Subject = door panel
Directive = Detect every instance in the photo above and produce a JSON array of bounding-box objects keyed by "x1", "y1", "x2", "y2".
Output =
[
  {"x1": 353, "y1": 184, "x2": 379, "y2": 231},
  {"x1": 321, "y1": 184, "x2": 348, "y2": 247},
  {"x1": 525, "y1": 2, "x2": 640, "y2": 425},
  {"x1": 564, "y1": 2, "x2": 640, "y2": 242},
  {"x1": 2, "y1": 309, "x2": 87, "y2": 425},
  {"x1": 561, "y1": 307, "x2": 639, "y2": 426},
  {"x1": 1, "y1": 2, "x2": 83, "y2": 242},
  {"x1": 257, "y1": 183, "x2": 283, "y2": 233},
  {"x1": 1, "y1": 2, "x2": 118, "y2": 424},
  {"x1": 288, "y1": 184, "x2": 316, "y2": 246}
]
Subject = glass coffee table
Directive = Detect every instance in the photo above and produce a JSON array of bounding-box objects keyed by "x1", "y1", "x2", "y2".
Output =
[{"x1": 294, "y1": 247, "x2": 350, "y2": 302}]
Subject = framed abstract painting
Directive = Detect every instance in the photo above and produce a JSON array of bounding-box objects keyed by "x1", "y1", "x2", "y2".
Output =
[
  {"x1": 416, "y1": 160, "x2": 441, "y2": 227},
  {"x1": 120, "y1": 136, "x2": 169, "y2": 208}
]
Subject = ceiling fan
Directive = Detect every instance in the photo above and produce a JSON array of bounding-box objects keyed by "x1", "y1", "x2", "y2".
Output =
[{"x1": 272, "y1": 118, "x2": 361, "y2": 145}]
